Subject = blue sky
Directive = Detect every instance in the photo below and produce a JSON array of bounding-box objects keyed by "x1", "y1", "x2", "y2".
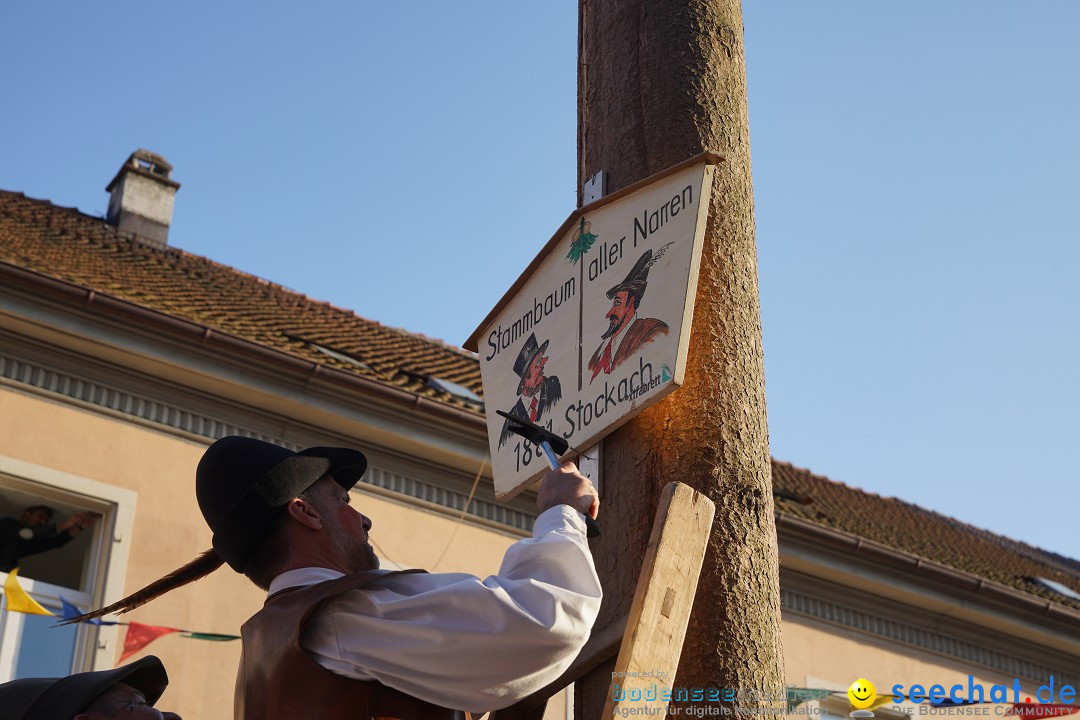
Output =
[{"x1": 2, "y1": 2, "x2": 1078, "y2": 561}]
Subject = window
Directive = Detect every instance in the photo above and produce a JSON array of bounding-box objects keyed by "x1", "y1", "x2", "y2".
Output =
[
  {"x1": 0, "y1": 485, "x2": 101, "y2": 590},
  {"x1": 0, "y1": 456, "x2": 135, "y2": 681},
  {"x1": 15, "y1": 613, "x2": 78, "y2": 677}
]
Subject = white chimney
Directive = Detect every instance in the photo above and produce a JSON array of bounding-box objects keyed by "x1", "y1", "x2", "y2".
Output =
[{"x1": 105, "y1": 149, "x2": 180, "y2": 247}]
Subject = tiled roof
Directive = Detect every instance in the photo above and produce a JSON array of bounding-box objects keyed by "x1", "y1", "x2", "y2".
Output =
[
  {"x1": 2, "y1": 189, "x2": 1077, "y2": 610},
  {"x1": 773, "y1": 460, "x2": 1080, "y2": 609},
  {"x1": 0, "y1": 190, "x2": 484, "y2": 413}
]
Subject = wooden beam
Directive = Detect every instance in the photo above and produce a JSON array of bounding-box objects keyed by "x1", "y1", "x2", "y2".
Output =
[{"x1": 602, "y1": 482, "x2": 715, "y2": 717}]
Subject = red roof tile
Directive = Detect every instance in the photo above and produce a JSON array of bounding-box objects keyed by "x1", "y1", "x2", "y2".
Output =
[
  {"x1": 772, "y1": 460, "x2": 1080, "y2": 609},
  {"x1": 0, "y1": 190, "x2": 484, "y2": 412}
]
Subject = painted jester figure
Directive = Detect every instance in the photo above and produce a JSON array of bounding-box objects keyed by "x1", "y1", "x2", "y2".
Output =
[
  {"x1": 588, "y1": 245, "x2": 672, "y2": 381},
  {"x1": 499, "y1": 332, "x2": 563, "y2": 448}
]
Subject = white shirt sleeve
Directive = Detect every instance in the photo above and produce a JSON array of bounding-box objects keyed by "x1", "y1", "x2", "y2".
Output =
[{"x1": 299, "y1": 505, "x2": 602, "y2": 712}]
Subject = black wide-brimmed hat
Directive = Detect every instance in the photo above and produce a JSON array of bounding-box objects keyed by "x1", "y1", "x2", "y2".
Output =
[
  {"x1": 606, "y1": 249, "x2": 654, "y2": 302},
  {"x1": 196, "y1": 436, "x2": 368, "y2": 572},
  {"x1": 0, "y1": 655, "x2": 169, "y2": 719},
  {"x1": 512, "y1": 333, "x2": 550, "y2": 395}
]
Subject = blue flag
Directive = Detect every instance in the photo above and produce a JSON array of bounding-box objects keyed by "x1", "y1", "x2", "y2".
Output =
[{"x1": 59, "y1": 595, "x2": 118, "y2": 626}]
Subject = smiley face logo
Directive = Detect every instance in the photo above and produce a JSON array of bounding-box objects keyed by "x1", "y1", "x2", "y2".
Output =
[{"x1": 848, "y1": 678, "x2": 877, "y2": 709}]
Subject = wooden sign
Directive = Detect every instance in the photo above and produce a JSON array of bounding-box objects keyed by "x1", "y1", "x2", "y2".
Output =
[{"x1": 465, "y1": 154, "x2": 719, "y2": 499}]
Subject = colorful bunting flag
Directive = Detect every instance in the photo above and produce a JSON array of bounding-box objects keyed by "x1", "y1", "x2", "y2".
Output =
[
  {"x1": 180, "y1": 632, "x2": 240, "y2": 641},
  {"x1": 59, "y1": 595, "x2": 118, "y2": 626},
  {"x1": 119, "y1": 621, "x2": 180, "y2": 662},
  {"x1": 2, "y1": 569, "x2": 55, "y2": 616},
  {"x1": 1006, "y1": 704, "x2": 1079, "y2": 718},
  {"x1": 5, "y1": 579, "x2": 237, "y2": 663}
]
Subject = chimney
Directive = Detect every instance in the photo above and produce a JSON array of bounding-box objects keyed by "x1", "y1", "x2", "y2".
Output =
[{"x1": 105, "y1": 149, "x2": 180, "y2": 247}]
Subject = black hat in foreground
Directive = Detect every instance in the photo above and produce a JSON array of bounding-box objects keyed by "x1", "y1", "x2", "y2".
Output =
[
  {"x1": 0, "y1": 655, "x2": 168, "y2": 720},
  {"x1": 196, "y1": 436, "x2": 368, "y2": 572}
]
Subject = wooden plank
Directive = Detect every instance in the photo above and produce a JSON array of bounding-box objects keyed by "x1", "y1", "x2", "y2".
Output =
[{"x1": 602, "y1": 481, "x2": 715, "y2": 718}]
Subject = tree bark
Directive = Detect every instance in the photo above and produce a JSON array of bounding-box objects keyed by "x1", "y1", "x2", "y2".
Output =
[{"x1": 576, "y1": 0, "x2": 785, "y2": 716}]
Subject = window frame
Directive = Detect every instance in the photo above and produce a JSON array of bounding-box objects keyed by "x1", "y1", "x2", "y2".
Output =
[{"x1": 0, "y1": 455, "x2": 136, "y2": 678}]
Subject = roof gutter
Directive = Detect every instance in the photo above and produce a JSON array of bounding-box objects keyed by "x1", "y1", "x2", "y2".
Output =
[
  {"x1": 776, "y1": 511, "x2": 1080, "y2": 625},
  {"x1": 0, "y1": 261, "x2": 487, "y2": 431}
]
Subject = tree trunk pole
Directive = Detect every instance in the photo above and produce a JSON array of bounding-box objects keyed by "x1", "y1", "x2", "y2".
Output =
[{"x1": 576, "y1": 0, "x2": 785, "y2": 716}]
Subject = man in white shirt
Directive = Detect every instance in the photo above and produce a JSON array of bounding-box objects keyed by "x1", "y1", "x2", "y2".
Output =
[{"x1": 194, "y1": 436, "x2": 602, "y2": 719}]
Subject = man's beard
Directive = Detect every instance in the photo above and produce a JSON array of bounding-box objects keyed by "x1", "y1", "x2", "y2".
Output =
[
  {"x1": 332, "y1": 529, "x2": 380, "y2": 573},
  {"x1": 601, "y1": 315, "x2": 625, "y2": 340},
  {"x1": 357, "y1": 543, "x2": 380, "y2": 572},
  {"x1": 352, "y1": 541, "x2": 380, "y2": 572}
]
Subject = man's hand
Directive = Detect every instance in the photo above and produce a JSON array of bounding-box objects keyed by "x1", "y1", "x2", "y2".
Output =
[
  {"x1": 58, "y1": 511, "x2": 101, "y2": 537},
  {"x1": 536, "y1": 462, "x2": 599, "y2": 520}
]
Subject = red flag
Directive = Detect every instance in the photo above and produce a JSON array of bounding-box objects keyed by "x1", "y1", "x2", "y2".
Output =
[
  {"x1": 119, "y1": 622, "x2": 180, "y2": 662},
  {"x1": 1006, "y1": 704, "x2": 1079, "y2": 718}
]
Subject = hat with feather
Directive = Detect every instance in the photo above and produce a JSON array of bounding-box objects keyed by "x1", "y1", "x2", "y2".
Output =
[
  {"x1": 196, "y1": 436, "x2": 368, "y2": 572},
  {"x1": 63, "y1": 436, "x2": 368, "y2": 625},
  {"x1": 606, "y1": 243, "x2": 673, "y2": 303}
]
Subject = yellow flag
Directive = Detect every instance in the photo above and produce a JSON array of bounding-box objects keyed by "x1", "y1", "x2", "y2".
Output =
[{"x1": 3, "y1": 568, "x2": 56, "y2": 616}]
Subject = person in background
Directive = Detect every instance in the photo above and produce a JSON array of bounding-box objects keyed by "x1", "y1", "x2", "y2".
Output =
[
  {"x1": 0, "y1": 505, "x2": 101, "y2": 572},
  {"x1": 0, "y1": 654, "x2": 182, "y2": 719}
]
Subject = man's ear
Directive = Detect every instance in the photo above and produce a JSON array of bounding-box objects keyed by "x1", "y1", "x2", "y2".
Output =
[{"x1": 286, "y1": 497, "x2": 323, "y2": 530}]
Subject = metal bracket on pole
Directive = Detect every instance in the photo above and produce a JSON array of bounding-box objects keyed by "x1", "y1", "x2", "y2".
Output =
[
  {"x1": 577, "y1": 443, "x2": 603, "y2": 498},
  {"x1": 583, "y1": 170, "x2": 607, "y2": 205}
]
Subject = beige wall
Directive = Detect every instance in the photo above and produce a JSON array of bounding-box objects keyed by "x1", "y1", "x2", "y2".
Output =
[
  {"x1": 0, "y1": 385, "x2": 561, "y2": 719},
  {"x1": 783, "y1": 615, "x2": 1050, "y2": 705},
  {"x1": 10, "y1": 383, "x2": 1065, "y2": 720}
]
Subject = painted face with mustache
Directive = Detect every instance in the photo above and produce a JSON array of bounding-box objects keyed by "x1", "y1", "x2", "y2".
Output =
[
  {"x1": 522, "y1": 351, "x2": 548, "y2": 395},
  {"x1": 601, "y1": 291, "x2": 636, "y2": 340}
]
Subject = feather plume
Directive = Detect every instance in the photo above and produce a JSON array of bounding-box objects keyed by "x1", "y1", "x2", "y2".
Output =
[
  {"x1": 60, "y1": 549, "x2": 224, "y2": 625},
  {"x1": 645, "y1": 241, "x2": 675, "y2": 270}
]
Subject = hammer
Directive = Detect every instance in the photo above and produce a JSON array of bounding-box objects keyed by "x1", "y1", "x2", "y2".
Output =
[{"x1": 496, "y1": 410, "x2": 601, "y2": 538}]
